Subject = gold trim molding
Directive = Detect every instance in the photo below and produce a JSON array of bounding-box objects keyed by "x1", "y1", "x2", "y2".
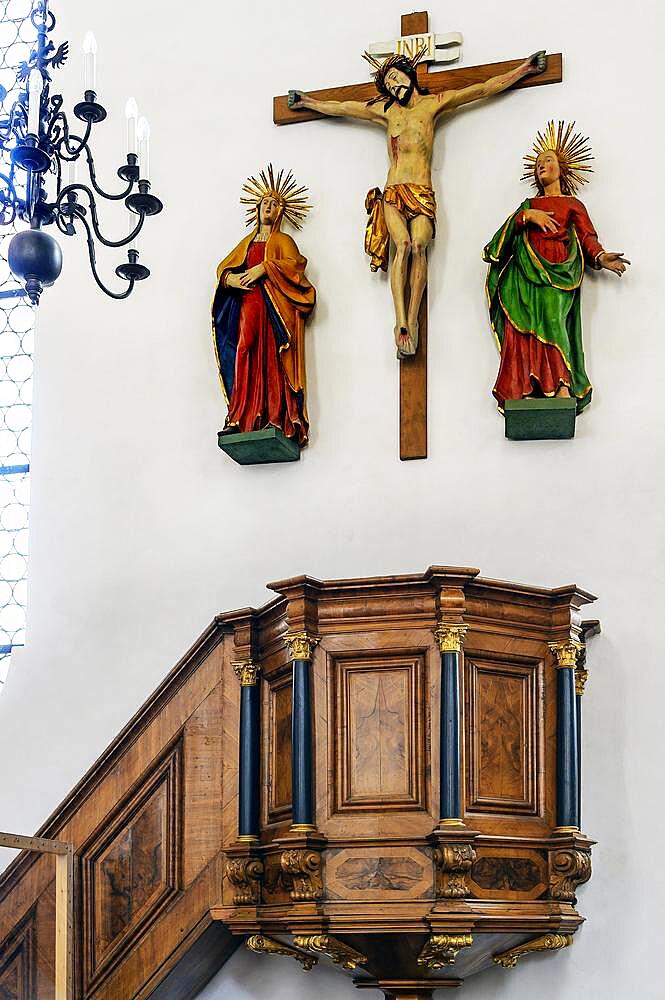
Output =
[
  {"x1": 284, "y1": 631, "x2": 320, "y2": 661},
  {"x1": 549, "y1": 640, "x2": 582, "y2": 669},
  {"x1": 493, "y1": 933, "x2": 573, "y2": 969},
  {"x1": 417, "y1": 934, "x2": 473, "y2": 969},
  {"x1": 233, "y1": 661, "x2": 261, "y2": 686},
  {"x1": 246, "y1": 934, "x2": 317, "y2": 971},
  {"x1": 292, "y1": 935, "x2": 367, "y2": 971},
  {"x1": 433, "y1": 623, "x2": 469, "y2": 654}
]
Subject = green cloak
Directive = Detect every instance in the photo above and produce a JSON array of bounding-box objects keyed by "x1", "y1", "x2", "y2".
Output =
[{"x1": 483, "y1": 199, "x2": 592, "y2": 411}]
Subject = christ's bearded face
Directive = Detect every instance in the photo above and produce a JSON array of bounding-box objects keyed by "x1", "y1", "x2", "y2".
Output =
[{"x1": 384, "y1": 67, "x2": 413, "y2": 106}]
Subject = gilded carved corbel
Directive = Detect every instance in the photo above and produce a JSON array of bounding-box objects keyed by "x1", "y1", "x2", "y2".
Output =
[
  {"x1": 549, "y1": 848, "x2": 592, "y2": 902},
  {"x1": 246, "y1": 934, "x2": 317, "y2": 971},
  {"x1": 417, "y1": 934, "x2": 473, "y2": 969},
  {"x1": 292, "y1": 934, "x2": 367, "y2": 970},
  {"x1": 493, "y1": 933, "x2": 573, "y2": 969},
  {"x1": 280, "y1": 848, "x2": 323, "y2": 901},
  {"x1": 433, "y1": 843, "x2": 477, "y2": 898},
  {"x1": 225, "y1": 856, "x2": 264, "y2": 905}
]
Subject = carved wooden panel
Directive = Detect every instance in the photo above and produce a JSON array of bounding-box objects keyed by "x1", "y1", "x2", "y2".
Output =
[
  {"x1": 466, "y1": 656, "x2": 540, "y2": 815},
  {"x1": 468, "y1": 847, "x2": 548, "y2": 900},
  {"x1": 81, "y1": 739, "x2": 183, "y2": 994},
  {"x1": 268, "y1": 672, "x2": 292, "y2": 823},
  {"x1": 332, "y1": 652, "x2": 427, "y2": 813},
  {"x1": 0, "y1": 907, "x2": 35, "y2": 1000},
  {"x1": 326, "y1": 846, "x2": 433, "y2": 901}
]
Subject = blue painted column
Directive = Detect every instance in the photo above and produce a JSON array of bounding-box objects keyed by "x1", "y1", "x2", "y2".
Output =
[
  {"x1": 434, "y1": 623, "x2": 468, "y2": 826},
  {"x1": 575, "y1": 659, "x2": 588, "y2": 829},
  {"x1": 234, "y1": 661, "x2": 261, "y2": 841},
  {"x1": 286, "y1": 631, "x2": 319, "y2": 832},
  {"x1": 550, "y1": 641, "x2": 582, "y2": 832}
]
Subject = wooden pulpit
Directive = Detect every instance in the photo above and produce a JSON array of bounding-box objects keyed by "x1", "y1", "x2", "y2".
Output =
[{"x1": 214, "y1": 566, "x2": 599, "y2": 997}]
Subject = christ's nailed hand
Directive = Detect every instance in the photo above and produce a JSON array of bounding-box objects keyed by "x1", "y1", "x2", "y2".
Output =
[
  {"x1": 528, "y1": 50, "x2": 547, "y2": 74},
  {"x1": 288, "y1": 90, "x2": 305, "y2": 109}
]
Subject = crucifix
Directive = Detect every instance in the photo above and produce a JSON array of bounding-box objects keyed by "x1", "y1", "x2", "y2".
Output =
[{"x1": 274, "y1": 11, "x2": 562, "y2": 460}]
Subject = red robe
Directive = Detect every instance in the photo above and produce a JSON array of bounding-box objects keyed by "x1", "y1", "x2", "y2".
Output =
[{"x1": 493, "y1": 196, "x2": 604, "y2": 407}]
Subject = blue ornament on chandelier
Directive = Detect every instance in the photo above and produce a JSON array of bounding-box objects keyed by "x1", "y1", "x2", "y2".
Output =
[{"x1": 0, "y1": 0, "x2": 163, "y2": 304}]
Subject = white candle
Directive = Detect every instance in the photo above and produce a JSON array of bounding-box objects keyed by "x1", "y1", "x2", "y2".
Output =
[
  {"x1": 129, "y1": 207, "x2": 140, "y2": 253},
  {"x1": 137, "y1": 116, "x2": 150, "y2": 180},
  {"x1": 83, "y1": 31, "x2": 97, "y2": 93},
  {"x1": 67, "y1": 157, "x2": 78, "y2": 186},
  {"x1": 125, "y1": 98, "x2": 139, "y2": 157},
  {"x1": 27, "y1": 69, "x2": 43, "y2": 136}
]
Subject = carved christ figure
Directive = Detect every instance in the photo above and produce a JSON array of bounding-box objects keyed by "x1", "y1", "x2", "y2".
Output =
[{"x1": 290, "y1": 48, "x2": 546, "y2": 358}]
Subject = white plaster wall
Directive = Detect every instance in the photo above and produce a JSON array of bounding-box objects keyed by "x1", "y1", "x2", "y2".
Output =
[{"x1": 0, "y1": 0, "x2": 662, "y2": 996}]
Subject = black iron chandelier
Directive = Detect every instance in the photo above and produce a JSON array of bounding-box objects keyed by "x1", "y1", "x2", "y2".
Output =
[{"x1": 0, "y1": 0, "x2": 162, "y2": 305}]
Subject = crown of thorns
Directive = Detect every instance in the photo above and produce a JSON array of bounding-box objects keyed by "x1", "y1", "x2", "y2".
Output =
[
  {"x1": 362, "y1": 43, "x2": 427, "y2": 92},
  {"x1": 522, "y1": 120, "x2": 594, "y2": 197},
  {"x1": 240, "y1": 164, "x2": 311, "y2": 230}
]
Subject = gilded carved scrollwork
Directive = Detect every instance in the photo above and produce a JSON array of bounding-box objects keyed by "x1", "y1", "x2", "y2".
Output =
[
  {"x1": 292, "y1": 934, "x2": 367, "y2": 970},
  {"x1": 493, "y1": 933, "x2": 573, "y2": 969},
  {"x1": 433, "y1": 623, "x2": 469, "y2": 654},
  {"x1": 549, "y1": 849, "x2": 592, "y2": 902},
  {"x1": 284, "y1": 631, "x2": 320, "y2": 661},
  {"x1": 280, "y1": 849, "x2": 323, "y2": 901},
  {"x1": 225, "y1": 857, "x2": 264, "y2": 905},
  {"x1": 417, "y1": 934, "x2": 473, "y2": 969},
  {"x1": 433, "y1": 844, "x2": 477, "y2": 898},
  {"x1": 246, "y1": 934, "x2": 317, "y2": 971}
]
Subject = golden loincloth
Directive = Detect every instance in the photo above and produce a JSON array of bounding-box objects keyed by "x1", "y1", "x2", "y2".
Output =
[{"x1": 364, "y1": 184, "x2": 437, "y2": 272}]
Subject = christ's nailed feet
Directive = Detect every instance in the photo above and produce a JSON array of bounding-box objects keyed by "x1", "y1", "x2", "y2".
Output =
[{"x1": 288, "y1": 90, "x2": 305, "y2": 109}]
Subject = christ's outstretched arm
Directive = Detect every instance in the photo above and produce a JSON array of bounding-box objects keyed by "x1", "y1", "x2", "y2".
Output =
[
  {"x1": 289, "y1": 90, "x2": 384, "y2": 124},
  {"x1": 437, "y1": 50, "x2": 546, "y2": 114}
]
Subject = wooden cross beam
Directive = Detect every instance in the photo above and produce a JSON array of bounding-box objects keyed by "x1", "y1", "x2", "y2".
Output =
[{"x1": 274, "y1": 12, "x2": 562, "y2": 460}]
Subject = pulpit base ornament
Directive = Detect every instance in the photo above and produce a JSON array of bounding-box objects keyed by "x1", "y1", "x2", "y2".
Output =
[
  {"x1": 246, "y1": 934, "x2": 317, "y2": 971},
  {"x1": 493, "y1": 933, "x2": 573, "y2": 969},
  {"x1": 280, "y1": 848, "x2": 323, "y2": 902},
  {"x1": 417, "y1": 935, "x2": 473, "y2": 969},
  {"x1": 549, "y1": 848, "x2": 592, "y2": 902},
  {"x1": 293, "y1": 934, "x2": 367, "y2": 970}
]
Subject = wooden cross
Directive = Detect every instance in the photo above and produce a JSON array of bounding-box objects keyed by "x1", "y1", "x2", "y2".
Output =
[{"x1": 274, "y1": 12, "x2": 562, "y2": 460}]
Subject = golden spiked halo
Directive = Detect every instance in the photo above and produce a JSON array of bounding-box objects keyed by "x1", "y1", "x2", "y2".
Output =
[
  {"x1": 240, "y1": 164, "x2": 311, "y2": 230},
  {"x1": 522, "y1": 120, "x2": 594, "y2": 197},
  {"x1": 362, "y1": 41, "x2": 428, "y2": 83}
]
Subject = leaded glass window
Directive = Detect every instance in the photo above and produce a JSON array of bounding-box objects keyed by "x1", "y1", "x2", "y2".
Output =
[{"x1": 0, "y1": 0, "x2": 37, "y2": 690}]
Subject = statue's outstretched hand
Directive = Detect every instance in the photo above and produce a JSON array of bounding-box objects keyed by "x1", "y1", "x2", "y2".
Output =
[
  {"x1": 288, "y1": 90, "x2": 306, "y2": 109},
  {"x1": 523, "y1": 50, "x2": 547, "y2": 75},
  {"x1": 598, "y1": 251, "x2": 631, "y2": 276}
]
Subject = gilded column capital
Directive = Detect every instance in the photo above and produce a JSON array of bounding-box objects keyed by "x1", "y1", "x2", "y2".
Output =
[
  {"x1": 433, "y1": 622, "x2": 469, "y2": 654},
  {"x1": 284, "y1": 630, "x2": 320, "y2": 661},
  {"x1": 575, "y1": 666, "x2": 589, "y2": 696},
  {"x1": 233, "y1": 661, "x2": 261, "y2": 686},
  {"x1": 548, "y1": 639, "x2": 583, "y2": 669}
]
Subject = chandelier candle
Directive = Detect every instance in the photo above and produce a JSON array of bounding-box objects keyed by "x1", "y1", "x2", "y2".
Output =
[
  {"x1": 83, "y1": 31, "x2": 96, "y2": 93},
  {"x1": 137, "y1": 116, "x2": 150, "y2": 181},
  {"x1": 0, "y1": 0, "x2": 163, "y2": 303}
]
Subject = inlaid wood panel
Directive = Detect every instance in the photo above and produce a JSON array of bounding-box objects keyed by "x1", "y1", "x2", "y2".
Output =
[
  {"x1": 0, "y1": 907, "x2": 35, "y2": 1000},
  {"x1": 333, "y1": 652, "x2": 427, "y2": 813},
  {"x1": 268, "y1": 673, "x2": 292, "y2": 823},
  {"x1": 80, "y1": 740, "x2": 183, "y2": 994},
  {"x1": 326, "y1": 846, "x2": 433, "y2": 901},
  {"x1": 466, "y1": 657, "x2": 540, "y2": 815},
  {"x1": 468, "y1": 847, "x2": 548, "y2": 901}
]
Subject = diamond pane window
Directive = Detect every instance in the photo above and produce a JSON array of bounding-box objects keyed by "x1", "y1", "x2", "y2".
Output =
[{"x1": 0, "y1": 0, "x2": 37, "y2": 691}]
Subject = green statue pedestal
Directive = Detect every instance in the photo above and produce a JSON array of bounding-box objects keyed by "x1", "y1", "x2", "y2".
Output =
[
  {"x1": 218, "y1": 427, "x2": 301, "y2": 465},
  {"x1": 504, "y1": 397, "x2": 577, "y2": 441}
]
